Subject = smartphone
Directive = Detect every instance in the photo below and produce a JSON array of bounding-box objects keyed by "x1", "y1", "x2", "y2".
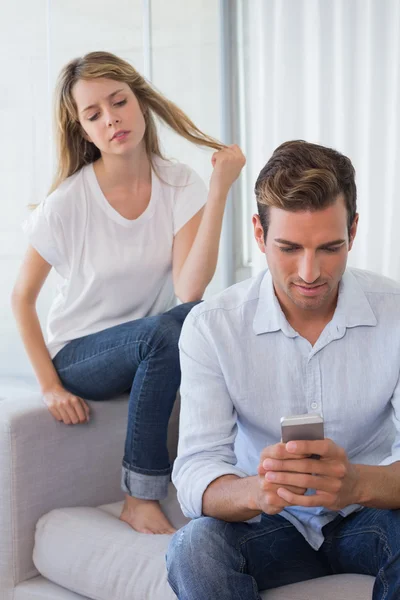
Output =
[{"x1": 281, "y1": 413, "x2": 324, "y2": 444}]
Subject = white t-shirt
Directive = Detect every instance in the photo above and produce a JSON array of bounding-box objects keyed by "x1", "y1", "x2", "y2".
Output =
[{"x1": 23, "y1": 156, "x2": 207, "y2": 358}]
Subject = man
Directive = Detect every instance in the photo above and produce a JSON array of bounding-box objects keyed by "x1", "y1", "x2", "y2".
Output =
[{"x1": 166, "y1": 140, "x2": 400, "y2": 600}]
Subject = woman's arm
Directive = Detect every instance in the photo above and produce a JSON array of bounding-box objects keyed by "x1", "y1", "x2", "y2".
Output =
[
  {"x1": 172, "y1": 145, "x2": 246, "y2": 302},
  {"x1": 11, "y1": 246, "x2": 89, "y2": 424}
]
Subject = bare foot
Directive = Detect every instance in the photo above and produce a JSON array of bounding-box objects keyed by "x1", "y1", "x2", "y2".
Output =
[{"x1": 120, "y1": 495, "x2": 176, "y2": 534}]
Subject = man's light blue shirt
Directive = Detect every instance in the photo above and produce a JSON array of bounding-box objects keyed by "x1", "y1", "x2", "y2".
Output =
[{"x1": 173, "y1": 267, "x2": 400, "y2": 550}]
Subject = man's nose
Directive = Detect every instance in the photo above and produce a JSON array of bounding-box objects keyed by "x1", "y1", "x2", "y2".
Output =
[{"x1": 298, "y1": 252, "x2": 320, "y2": 284}]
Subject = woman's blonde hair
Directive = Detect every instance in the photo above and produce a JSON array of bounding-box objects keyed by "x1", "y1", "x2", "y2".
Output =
[{"x1": 50, "y1": 50, "x2": 224, "y2": 193}]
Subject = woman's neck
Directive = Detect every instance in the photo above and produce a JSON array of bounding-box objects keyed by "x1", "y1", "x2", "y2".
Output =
[{"x1": 94, "y1": 143, "x2": 151, "y2": 191}]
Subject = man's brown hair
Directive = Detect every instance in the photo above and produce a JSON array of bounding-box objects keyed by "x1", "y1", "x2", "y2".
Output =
[{"x1": 255, "y1": 140, "x2": 357, "y2": 239}]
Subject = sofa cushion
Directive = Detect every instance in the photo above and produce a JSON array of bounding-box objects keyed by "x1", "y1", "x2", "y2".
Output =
[
  {"x1": 34, "y1": 484, "x2": 374, "y2": 600},
  {"x1": 34, "y1": 484, "x2": 187, "y2": 600},
  {"x1": 15, "y1": 576, "x2": 89, "y2": 599}
]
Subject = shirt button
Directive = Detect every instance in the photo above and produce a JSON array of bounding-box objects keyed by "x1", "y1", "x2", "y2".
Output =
[{"x1": 311, "y1": 402, "x2": 318, "y2": 409}]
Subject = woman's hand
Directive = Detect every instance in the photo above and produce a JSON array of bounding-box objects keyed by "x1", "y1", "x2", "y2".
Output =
[
  {"x1": 43, "y1": 384, "x2": 90, "y2": 425},
  {"x1": 209, "y1": 144, "x2": 246, "y2": 197}
]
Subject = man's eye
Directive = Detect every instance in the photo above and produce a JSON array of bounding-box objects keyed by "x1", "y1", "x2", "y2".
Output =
[
  {"x1": 323, "y1": 247, "x2": 341, "y2": 253},
  {"x1": 279, "y1": 247, "x2": 299, "y2": 253}
]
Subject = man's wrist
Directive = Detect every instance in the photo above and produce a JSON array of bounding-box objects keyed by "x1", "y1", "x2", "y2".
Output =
[
  {"x1": 353, "y1": 464, "x2": 376, "y2": 505},
  {"x1": 246, "y1": 475, "x2": 261, "y2": 512}
]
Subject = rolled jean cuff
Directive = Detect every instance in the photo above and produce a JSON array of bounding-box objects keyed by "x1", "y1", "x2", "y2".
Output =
[{"x1": 121, "y1": 465, "x2": 170, "y2": 500}]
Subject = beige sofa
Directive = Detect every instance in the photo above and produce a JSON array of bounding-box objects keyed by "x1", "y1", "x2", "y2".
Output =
[{"x1": 0, "y1": 386, "x2": 374, "y2": 599}]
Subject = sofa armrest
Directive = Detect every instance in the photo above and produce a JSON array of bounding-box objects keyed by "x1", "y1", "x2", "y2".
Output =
[{"x1": 0, "y1": 391, "x2": 129, "y2": 588}]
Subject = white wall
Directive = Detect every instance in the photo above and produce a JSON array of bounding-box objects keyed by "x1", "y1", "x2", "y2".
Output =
[{"x1": 1, "y1": 1, "x2": 222, "y2": 378}]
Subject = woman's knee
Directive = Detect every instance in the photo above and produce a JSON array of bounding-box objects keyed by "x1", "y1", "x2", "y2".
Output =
[
  {"x1": 147, "y1": 314, "x2": 183, "y2": 351},
  {"x1": 166, "y1": 301, "x2": 201, "y2": 324}
]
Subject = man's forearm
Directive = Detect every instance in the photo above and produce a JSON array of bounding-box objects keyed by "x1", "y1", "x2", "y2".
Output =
[
  {"x1": 356, "y1": 462, "x2": 400, "y2": 509},
  {"x1": 202, "y1": 474, "x2": 262, "y2": 521}
]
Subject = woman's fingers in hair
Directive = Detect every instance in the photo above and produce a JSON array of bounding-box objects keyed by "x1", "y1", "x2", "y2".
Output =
[
  {"x1": 228, "y1": 144, "x2": 246, "y2": 161},
  {"x1": 211, "y1": 144, "x2": 242, "y2": 165},
  {"x1": 211, "y1": 144, "x2": 245, "y2": 164},
  {"x1": 209, "y1": 144, "x2": 246, "y2": 194}
]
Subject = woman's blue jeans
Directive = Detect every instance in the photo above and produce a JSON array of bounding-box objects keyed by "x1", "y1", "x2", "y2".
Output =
[
  {"x1": 167, "y1": 508, "x2": 400, "y2": 599},
  {"x1": 53, "y1": 302, "x2": 197, "y2": 500}
]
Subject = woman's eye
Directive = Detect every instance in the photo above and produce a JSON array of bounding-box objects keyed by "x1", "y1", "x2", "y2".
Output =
[{"x1": 87, "y1": 100, "x2": 126, "y2": 121}]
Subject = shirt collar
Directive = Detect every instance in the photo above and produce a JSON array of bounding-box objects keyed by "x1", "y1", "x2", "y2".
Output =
[
  {"x1": 333, "y1": 269, "x2": 377, "y2": 329},
  {"x1": 253, "y1": 268, "x2": 377, "y2": 336}
]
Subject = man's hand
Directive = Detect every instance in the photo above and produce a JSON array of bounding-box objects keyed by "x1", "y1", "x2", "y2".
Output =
[
  {"x1": 253, "y1": 443, "x2": 309, "y2": 514},
  {"x1": 260, "y1": 439, "x2": 361, "y2": 511}
]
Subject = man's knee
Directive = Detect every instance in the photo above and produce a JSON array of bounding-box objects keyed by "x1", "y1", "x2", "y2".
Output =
[
  {"x1": 380, "y1": 509, "x2": 400, "y2": 549},
  {"x1": 167, "y1": 517, "x2": 227, "y2": 573}
]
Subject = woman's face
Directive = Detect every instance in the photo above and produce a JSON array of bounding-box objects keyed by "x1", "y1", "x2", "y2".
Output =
[{"x1": 72, "y1": 77, "x2": 146, "y2": 157}]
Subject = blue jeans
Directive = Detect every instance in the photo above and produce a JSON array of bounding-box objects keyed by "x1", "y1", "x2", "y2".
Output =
[
  {"x1": 167, "y1": 508, "x2": 400, "y2": 599},
  {"x1": 53, "y1": 302, "x2": 198, "y2": 500}
]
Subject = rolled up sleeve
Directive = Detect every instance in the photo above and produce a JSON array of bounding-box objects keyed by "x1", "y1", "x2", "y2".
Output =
[
  {"x1": 380, "y1": 368, "x2": 400, "y2": 466},
  {"x1": 172, "y1": 310, "x2": 248, "y2": 519}
]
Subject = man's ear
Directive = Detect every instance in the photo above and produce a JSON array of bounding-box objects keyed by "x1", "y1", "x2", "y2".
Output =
[
  {"x1": 348, "y1": 213, "x2": 359, "y2": 250},
  {"x1": 253, "y1": 214, "x2": 266, "y2": 254}
]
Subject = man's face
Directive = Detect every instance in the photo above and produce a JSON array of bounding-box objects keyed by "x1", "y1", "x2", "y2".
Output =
[{"x1": 253, "y1": 195, "x2": 358, "y2": 314}]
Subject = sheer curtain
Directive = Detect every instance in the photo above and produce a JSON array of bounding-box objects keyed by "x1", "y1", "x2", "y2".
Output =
[{"x1": 236, "y1": 0, "x2": 400, "y2": 280}]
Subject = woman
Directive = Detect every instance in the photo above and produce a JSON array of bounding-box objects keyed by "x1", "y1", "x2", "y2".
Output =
[{"x1": 12, "y1": 51, "x2": 245, "y2": 534}]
